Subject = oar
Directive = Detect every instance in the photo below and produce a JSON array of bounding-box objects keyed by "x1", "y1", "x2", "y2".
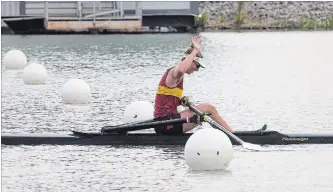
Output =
[
  {"x1": 181, "y1": 98, "x2": 264, "y2": 151},
  {"x1": 101, "y1": 115, "x2": 199, "y2": 134},
  {"x1": 100, "y1": 117, "x2": 156, "y2": 130}
]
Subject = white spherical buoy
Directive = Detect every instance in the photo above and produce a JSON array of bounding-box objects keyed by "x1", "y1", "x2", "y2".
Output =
[
  {"x1": 62, "y1": 78, "x2": 91, "y2": 105},
  {"x1": 185, "y1": 126, "x2": 234, "y2": 171},
  {"x1": 3, "y1": 49, "x2": 27, "y2": 69},
  {"x1": 22, "y1": 63, "x2": 47, "y2": 84},
  {"x1": 123, "y1": 101, "x2": 154, "y2": 123}
]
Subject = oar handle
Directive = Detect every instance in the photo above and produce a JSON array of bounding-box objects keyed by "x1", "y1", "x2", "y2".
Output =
[{"x1": 180, "y1": 96, "x2": 190, "y2": 107}]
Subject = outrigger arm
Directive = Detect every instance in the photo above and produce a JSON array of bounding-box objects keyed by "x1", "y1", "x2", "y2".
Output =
[{"x1": 180, "y1": 96, "x2": 265, "y2": 151}]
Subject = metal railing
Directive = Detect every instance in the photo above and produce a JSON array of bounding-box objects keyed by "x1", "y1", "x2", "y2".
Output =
[{"x1": 42, "y1": 1, "x2": 142, "y2": 28}]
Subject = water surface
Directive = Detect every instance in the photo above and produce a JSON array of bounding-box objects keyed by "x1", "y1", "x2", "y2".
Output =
[{"x1": 2, "y1": 32, "x2": 333, "y2": 191}]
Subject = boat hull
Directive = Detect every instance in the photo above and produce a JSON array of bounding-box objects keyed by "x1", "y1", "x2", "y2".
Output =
[{"x1": 2, "y1": 131, "x2": 333, "y2": 146}]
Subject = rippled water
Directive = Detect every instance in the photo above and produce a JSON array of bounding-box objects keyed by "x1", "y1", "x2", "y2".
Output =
[{"x1": 2, "y1": 32, "x2": 333, "y2": 192}]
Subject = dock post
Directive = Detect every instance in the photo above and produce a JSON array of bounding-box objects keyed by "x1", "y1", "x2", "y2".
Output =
[
  {"x1": 135, "y1": 1, "x2": 142, "y2": 18},
  {"x1": 44, "y1": 1, "x2": 48, "y2": 29},
  {"x1": 93, "y1": 2, "x2": 96, "y2": 26},
  {"x1": 77, "y1": 1, "x2": 82, "y2": 18},
  {"x1": 119, "y1": 1, "x2": 124, "y2": 17}
]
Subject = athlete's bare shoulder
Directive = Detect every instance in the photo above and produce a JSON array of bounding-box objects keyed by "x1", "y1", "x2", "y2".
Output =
[{"x1": 165, "y1": 65, "x2": 183, "y2": 88}]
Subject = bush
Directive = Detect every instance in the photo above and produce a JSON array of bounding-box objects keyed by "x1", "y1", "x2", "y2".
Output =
[
  {"x1": 297, "y1": 16, "x2": 317, "y2": 29},
  {"x1": 298, "y1": 14, "x2": 333, "y2": 30},
  {"x1": 219, "y1": 15, "x2": 225, "y2": 23},
  {"x1": 195, "y1": 12, "x2": 209, "y2": 26},
  {"x1": 235, "y1": 2, "x2": 247, "y2": 25},
  {"x1": 323, "y1": 14, "x2": 333, "y2": 29}
]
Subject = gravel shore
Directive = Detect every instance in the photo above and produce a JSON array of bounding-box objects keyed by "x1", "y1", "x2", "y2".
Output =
[{"x1": 198, "y1": 1, "x2": 333, "y2": 31}]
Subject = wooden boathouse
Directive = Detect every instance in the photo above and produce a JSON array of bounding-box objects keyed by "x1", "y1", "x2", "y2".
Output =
[{"x1": 1, "y1": 1, "x2": 200, "y2": 34}]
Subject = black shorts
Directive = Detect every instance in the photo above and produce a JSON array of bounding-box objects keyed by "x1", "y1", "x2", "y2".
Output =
[{"x1": 154, "y1": 113, "x2": 184, "y2": 135}]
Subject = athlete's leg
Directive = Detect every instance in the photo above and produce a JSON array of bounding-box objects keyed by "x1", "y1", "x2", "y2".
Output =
[{"x1": 179, "y1": 103, "x2": 233, "y2": 133}]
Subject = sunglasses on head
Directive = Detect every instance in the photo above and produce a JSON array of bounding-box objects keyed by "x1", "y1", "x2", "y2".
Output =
[
  {"x1": 181, "y1": 57, "x2": 204, "y2": 71},
  {"x1": 193, "y1": 60, "x2": 203, "y2": 70}
]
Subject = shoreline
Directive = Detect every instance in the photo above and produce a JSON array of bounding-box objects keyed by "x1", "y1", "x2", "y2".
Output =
[
  {"x1": 196, "y1": 24, "x2": 333, "y2": 33},
  {"x1": 1, "y1": 25, "x2": 332, "y2": 35}
]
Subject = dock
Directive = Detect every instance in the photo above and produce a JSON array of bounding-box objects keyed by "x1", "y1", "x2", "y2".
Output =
[{"x1": 1, "y1": 1, "x2": 199, "y2": 34}]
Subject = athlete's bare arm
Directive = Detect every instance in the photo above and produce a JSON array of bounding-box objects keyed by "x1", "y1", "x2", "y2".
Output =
[{"x1": 166, "y1": 35, "x2": 201, "y2": 88}]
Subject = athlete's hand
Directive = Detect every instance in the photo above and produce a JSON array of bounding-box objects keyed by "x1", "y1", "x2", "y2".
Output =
[{"x1": 191, "y1": 35, "x2": 202, "y2": 51}]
